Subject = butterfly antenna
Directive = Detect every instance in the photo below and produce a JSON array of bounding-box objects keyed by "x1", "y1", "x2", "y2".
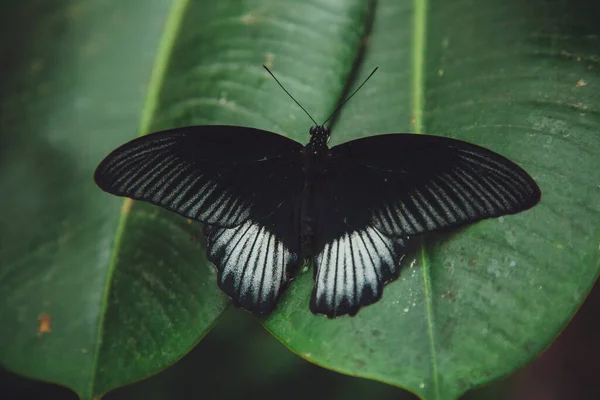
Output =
[
  {"x1": 321, "y1": 67, "x2": 379, "y2": 126},
  {"x1": 263, "y1": 65, "x2": 318, "y2": 126}
]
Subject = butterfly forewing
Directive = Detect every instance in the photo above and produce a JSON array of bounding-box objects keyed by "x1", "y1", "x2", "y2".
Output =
[
  {"x1": 329, "y1": 134, "x2": 541, "y2": 237},
  {"x1": 94, "y1": 125, "x2": 304, "y2": 227}
]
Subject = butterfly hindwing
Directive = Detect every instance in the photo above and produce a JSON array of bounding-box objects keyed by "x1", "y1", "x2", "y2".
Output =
[
  {"x1": 310, "y1": 225, "x2": 407, "y2": 317},
  {"x1": 94, "y1": 125, "x2": 304, "y2": 227},
  {"x1": 204, "y1": 198, "x2": 301, "y2": 314},
  {"x1": 308, "y1": 171, "x2": 408, "y2": 317},
  {"x1": 329, "y1": 134, "x2": 541, "y2": 237}
]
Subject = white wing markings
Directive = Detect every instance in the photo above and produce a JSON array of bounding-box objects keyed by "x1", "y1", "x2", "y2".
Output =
[
  {"x1": 207, "y1": 220, "x2": 297, "y2": 313},
  {"x1": 313, "y1": 226, "x2": 405, "y2": 317}
]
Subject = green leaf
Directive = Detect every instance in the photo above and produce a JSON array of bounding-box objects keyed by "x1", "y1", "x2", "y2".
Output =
[
  {"x1": 1, "y1": 0, "x2": 598, "y2": 400},
  {"x1": 264, "y1": 0, "x2": 600, "y2": 399},
  {"x1": 0, "y1": 0, "x2": 369, "y2": 398},
  {"x1": 0, "y1": 0, "x2": 228, "y2": 398}
]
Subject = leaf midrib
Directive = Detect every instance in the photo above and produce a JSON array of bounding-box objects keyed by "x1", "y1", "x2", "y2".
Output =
[
  {"x1": 412, "y1": 0, "x2": 440, "y2": 399},
  {"x1": 89, "y1": 0, "x2": 191, "y2": 398}
]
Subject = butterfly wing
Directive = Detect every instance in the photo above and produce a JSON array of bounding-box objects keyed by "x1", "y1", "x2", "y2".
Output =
[
  {"x1": 311, "y1": 133, "x2": 541, "y2": 317},
  {"x1": 310, "y1": 220, "x2": 408, "y2": 317},
  {"x1": 205, "y1": 201, "x2": 301, "y2": 314},
  {"x1": 329, "y1": 134, "x2": 541, "y2": 236},
  {"x1": 94, "y1": 125, "x2": 304, "y2": 227},
  {"x1": 95, "y1": 125, "x2": 305, "y2": 314}
]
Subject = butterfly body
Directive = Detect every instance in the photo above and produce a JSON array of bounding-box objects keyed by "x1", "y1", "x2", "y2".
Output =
[
  {"x1": 95, "y1": 124, "x2": 541, "y2": 318},
  {"x1": 299, "y1": 126, "x2": 332, "y2": 260}
]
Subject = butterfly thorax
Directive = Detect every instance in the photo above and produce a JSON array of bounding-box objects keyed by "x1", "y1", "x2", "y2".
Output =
[
  {"x1": 307, "y1": 125, "x2": 330, "y2": 151},
  {"x1": 303, "y1": 125, "x2": 331, "y2": 178}
]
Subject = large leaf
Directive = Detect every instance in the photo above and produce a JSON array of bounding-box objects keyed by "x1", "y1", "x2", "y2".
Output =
[
  {"x1": 1, "y1": 1, "x2": 598, "y2": 400},
  {"x1": 264, "y1": 0, "x2": 600, "y2": 399},
  {"x1": 0, "y1": 0, "x2": 369, "y2": 398}
]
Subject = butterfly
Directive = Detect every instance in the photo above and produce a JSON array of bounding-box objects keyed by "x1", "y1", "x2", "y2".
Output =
[{"x1": 94, "y1": 67, "x2": 541, "y2": 318}]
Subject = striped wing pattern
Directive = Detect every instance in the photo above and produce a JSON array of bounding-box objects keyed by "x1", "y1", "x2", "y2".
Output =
[
  {"x1": 329, "y1": 134, "x2": 541, "y2": 237},
  {"x1": 371, "y1": 146, "x2": 541, "y2": 236},
  {"x1": 205, "y1": 219, "x2": 300, "y2": 314},
  {"x1": 311, "y1": 226, "x2": 406, "y2": 317},
  {"x1": 96, "y1": 135, "x2": 251, "y2": 226},
  {"x1": 94, "y1": 126, "x2": 303, "y2": 227}
]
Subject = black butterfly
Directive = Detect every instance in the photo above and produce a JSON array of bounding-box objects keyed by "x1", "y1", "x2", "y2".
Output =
[{"x1": 94, "y1": 69, "x2": 541, "y2": 318}]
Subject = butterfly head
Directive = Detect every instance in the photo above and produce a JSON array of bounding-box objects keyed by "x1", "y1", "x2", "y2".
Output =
[{"x1": 308, "y1": 125, "x2": 330, "y2": 149}]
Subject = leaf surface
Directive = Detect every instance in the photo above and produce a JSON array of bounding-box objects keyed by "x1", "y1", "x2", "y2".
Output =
[{"x1": 1, "y1": 1, "x2": 598, "y2": 399}]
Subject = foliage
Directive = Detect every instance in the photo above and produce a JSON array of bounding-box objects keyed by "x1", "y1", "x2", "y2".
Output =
[{"x1": 0, "y1": 0, "x2": 598, "y2": 399}]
